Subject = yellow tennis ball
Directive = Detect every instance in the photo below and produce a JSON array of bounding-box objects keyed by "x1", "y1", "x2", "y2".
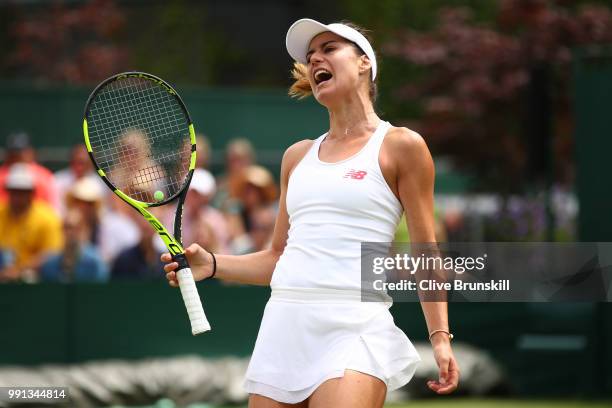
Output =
[{"x1": 154, "y1": 190, "x2": 165, "y2": 201}]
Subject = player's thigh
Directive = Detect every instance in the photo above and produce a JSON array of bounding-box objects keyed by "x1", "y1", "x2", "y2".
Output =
[
  {"x1": 248, "y1": 393, "x2": 308, "y2": 408},
  {"x1": 308, "y1": 369, "x2": 387, "y2": 408}
]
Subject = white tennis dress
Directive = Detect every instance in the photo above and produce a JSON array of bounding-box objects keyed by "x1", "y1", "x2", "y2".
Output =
[{"x1": 243, "y1": 121, "x2": 421, "y2": 403}]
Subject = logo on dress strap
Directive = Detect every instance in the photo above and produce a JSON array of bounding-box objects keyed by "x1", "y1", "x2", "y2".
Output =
[{"x1": 343, "y1": 169, "x2": 367, "y2": 180}]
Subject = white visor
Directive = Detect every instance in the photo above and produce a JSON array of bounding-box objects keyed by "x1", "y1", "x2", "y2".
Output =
[{"x1": 286, "y1": 18, "x2": 377, "y2": 80}]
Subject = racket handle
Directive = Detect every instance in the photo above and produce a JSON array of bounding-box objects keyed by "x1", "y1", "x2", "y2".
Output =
[{"x1": 176, "y1": 267, "x2": 211, "y2": 335}]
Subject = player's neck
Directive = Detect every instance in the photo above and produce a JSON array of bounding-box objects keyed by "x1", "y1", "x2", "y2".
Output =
[{"x1": 327, "y1": 96, "x2": 379, "y2": 141}]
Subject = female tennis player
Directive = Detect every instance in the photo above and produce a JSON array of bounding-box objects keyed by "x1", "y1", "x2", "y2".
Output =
[{"x1": 162, "y1": 18, "x2": 459, "y2": 408}]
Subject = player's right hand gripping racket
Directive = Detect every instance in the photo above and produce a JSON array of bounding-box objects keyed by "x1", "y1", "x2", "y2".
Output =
[{"x1": 83, "y1": 71, "x2": 210, "y2": 335}]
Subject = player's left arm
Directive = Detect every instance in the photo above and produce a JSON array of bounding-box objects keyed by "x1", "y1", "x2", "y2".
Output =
[{"x1": 386, "y1": 127, "x2": 460, "y2": 395}]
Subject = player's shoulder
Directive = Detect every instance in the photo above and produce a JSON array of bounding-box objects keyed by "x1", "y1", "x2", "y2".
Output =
[
  {"x1": 279, "y1": 139, "x2": 315, "y2": 181},
  {"x1": 384, "y1": 126, "x2": 433, "y2": 174},
  {"x1": 385, "y1": 126, "x2": 428, "y2": 154},
  {"x1": 284, "y1": 139, "x2": 315, "y2": 157},
  {"x1": 282, "y1": 139, "x2": 315, "y2": 166}
]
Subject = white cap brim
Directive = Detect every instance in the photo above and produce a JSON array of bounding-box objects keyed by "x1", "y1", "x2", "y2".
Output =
[
  {"x1": 5, "y1": 163, "x2": 34, "y2": 190},
  {"x1": 286, "y1": 18, "x2": 377, "y2": 80}
]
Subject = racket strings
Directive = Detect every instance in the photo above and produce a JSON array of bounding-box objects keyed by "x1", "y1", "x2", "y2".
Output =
[{"x1": 86, "y1": 76, "x2": 191, "y2": 204}]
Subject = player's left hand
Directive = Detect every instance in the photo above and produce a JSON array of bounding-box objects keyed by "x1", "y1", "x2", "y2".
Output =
[{"x1": 427, "y1": 335, "x2": 460, "y2": 394}]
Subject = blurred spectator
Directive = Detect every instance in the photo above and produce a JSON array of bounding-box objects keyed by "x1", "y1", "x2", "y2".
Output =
[
  {"x1": 239, "y1": 165, "x2": 278, "y2": 229},
  {"x1": 55, "y1": 144, "x2": 106, "y2": 215},
  {"x1": 111, "y1": 207, "x2": 165, "y2": 280},
  {"x1": 228, "y1": 165, "x2": 278, "y2": 254},
  {"x1": 108, "y1": 128, "x2": 166, "y2": 202},
  {"x1": 99, "y1": 193, "x2": 140, "y2": 263},
  {"x1": 40, "y1": 209, "x2": 108, "y2": 283},
  {"x1": 196, "y1": 134, "x2": 212, "y2": 169},
  {"x1": 0, "y1": 164, "x2": 63, "y2": 282},
  {"x1": 180, "y1": 169, "x2": 230, "y2": 254},
  {"x1": 214, "y1": 138, "x2": 256, "y2": 209},
  {"x1": 249, "y1": 205, "x2": 277, "y2": 251},
  {"x1": 0, "y1": 131, "x2": 60, "y2": 210},
  {"x1": 65, "y1": 177, "x2": 105, "y2": 246}
]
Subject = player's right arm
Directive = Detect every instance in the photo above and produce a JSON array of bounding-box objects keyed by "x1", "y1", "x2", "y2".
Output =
[{"x1": 162, "y1": 139, "x2": 313, "y2": 286}]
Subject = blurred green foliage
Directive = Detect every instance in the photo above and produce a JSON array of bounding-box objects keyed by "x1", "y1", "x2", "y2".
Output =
[
  {"x1": 338, "y1": 0, "x2": 498, "y2": 120},
  {"x1": 127, "y1": 0, "x2": 243, "y2": 86}
]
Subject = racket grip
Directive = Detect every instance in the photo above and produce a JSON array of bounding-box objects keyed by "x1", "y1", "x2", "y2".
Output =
[{"x1": 176, "y1": 266, "x2": 211, "y2": 335}]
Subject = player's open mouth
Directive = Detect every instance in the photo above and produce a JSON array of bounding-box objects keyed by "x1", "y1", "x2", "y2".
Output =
[{"x1": 314, "y1": 69, "x2": 333, "y2": 86}]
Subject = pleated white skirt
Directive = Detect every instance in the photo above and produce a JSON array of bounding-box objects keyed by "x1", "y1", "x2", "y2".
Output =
[{"x1": 243, "y1": 287, "x2": 421, "y2": 403}]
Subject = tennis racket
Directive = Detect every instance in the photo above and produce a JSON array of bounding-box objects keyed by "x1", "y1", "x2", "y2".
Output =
[{"x1": 83, "y1": 71, "x2": 210, "y2": 335}]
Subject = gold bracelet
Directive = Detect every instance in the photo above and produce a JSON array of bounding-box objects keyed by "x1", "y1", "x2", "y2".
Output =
[{"x1": 429, "y1": 329, "x2": 454, "y2": 342}]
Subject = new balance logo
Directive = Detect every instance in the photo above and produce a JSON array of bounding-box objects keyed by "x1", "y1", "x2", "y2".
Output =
[{"x1": 343, "y1": 169, "x2": 367, "y2": 180}]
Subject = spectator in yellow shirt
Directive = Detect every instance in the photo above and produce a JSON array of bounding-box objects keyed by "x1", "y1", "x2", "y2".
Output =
[{"x1": 0, "y1": 164, "x2": 63, "y2": 282}]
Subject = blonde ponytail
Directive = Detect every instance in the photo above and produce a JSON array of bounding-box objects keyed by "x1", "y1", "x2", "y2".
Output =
[{"x1": 288, "y1": 62, "x2": 313, "y2": 99}]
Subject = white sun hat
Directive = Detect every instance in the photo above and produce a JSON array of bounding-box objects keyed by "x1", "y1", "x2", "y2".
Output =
[
  {"x1": 286, "y1": 18, "x2": 377, "y2": 80},
  {"x1": 190, "y1": 168, "x2": 216, "y2": 196},
  {"x1": 69, "y1": 176, "x2": 104, "y2": 202}
]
